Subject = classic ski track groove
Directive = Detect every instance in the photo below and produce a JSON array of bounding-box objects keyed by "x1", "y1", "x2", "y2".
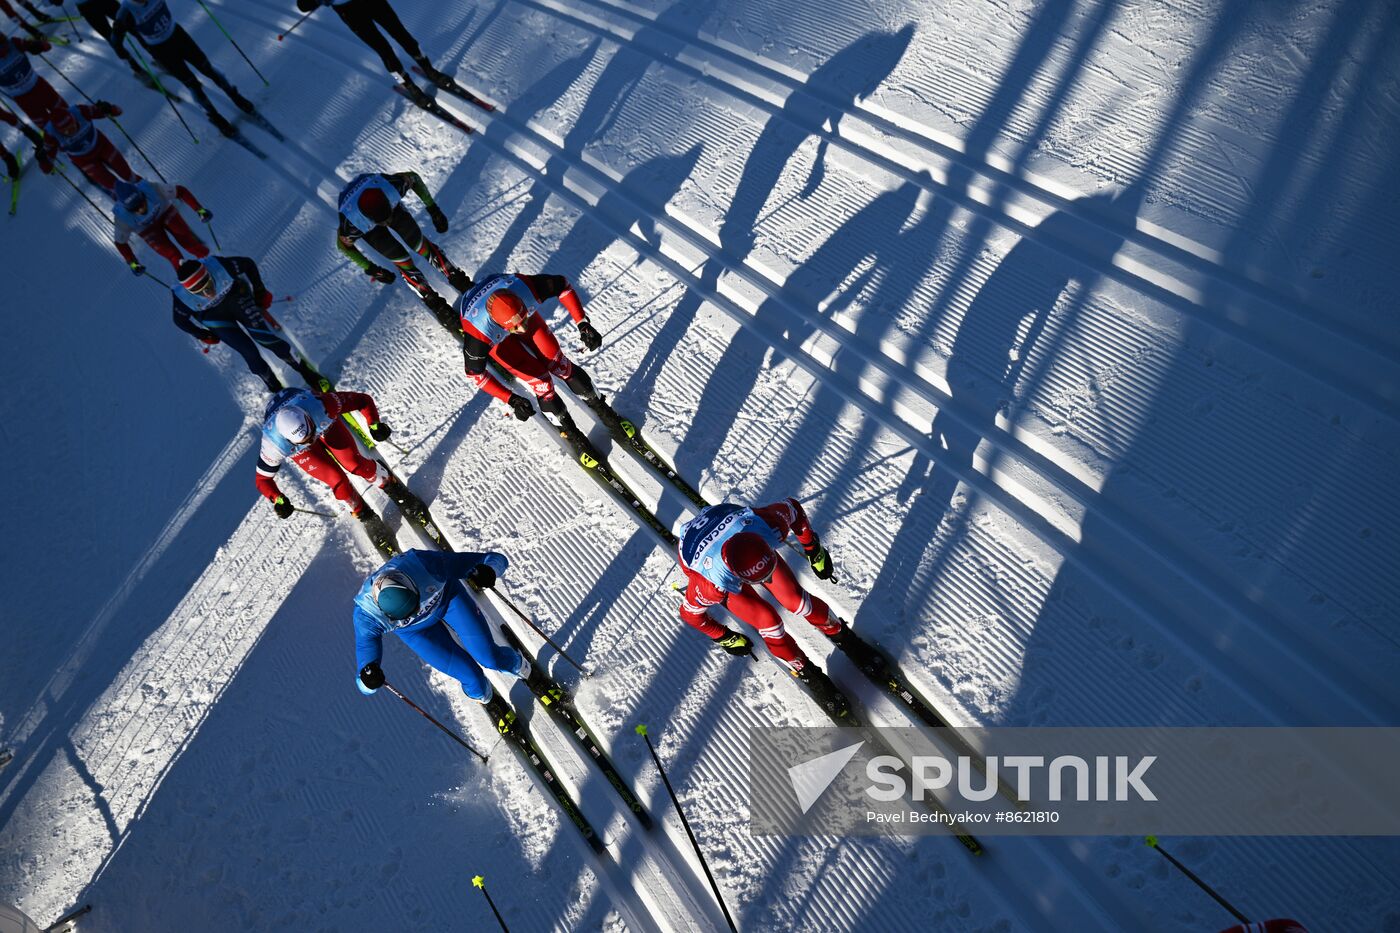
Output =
[{"x1": 31, "y1": 2, "x2": 1391, "y2": 928}]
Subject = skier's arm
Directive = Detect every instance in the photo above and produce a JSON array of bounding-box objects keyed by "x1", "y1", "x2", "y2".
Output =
[
  {"x1": 352, "y1": 607, "x2": 386, "y2": 675},
  {"x1": 390, "y1": 170, "x2": 437, "y2": 210},
  {"x1": 754, "y1": 498, "x2": 817, "y2": 547},
  {"x1": 335, "y1": 216, "x2": 376, "y2": 271},
  {"x1": 330, "y1": 390, "x2": 380, "y2": 428},
  {"x1": 174, "y1": 185, "x2": 204, "y2": 213},
  {"x1": 13, "y1": 36, "x2": 49, "y2": 53},
  {"x1": 255, "y1": 440, "x2": 287, "y2": 502},
  {"x1": 461, "y1": 335, "x2": 515, "y2": 404},
  {"x1": 678, "y1": 573, "x2": 729, "y2": 639},
  {"x1": 224, "y1": 255, "x2": 269, "y2": 300},
  {"x1": 420, "y1": 549, "x2": 509, "y2": 583},
  {"x1": 115, "y1": 238, "x2": 139, "y2": 267},
  {"x1": 169, "y1": 295, "x2": 214, "y2": 339},
  {"x1": 520, "y1": 274, "x2": 587, "y2": 324}
]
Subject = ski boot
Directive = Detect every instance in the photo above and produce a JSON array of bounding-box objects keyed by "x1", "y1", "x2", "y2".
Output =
[
  {"x1": 423, "y1": 240, "x2": 472, "y2": 291},
  {"x1": 517, "y1": 656, "x2": 567, "y2": 710},
  {"x1": 394, "y1": 72, "x2": 434, "y2": 108},
  {"x1": 830, "y1": 625, "x2": 889, "y2": 680},
  {"x1": 483, "y1": 691, "x2": 517, "y2": 736},
  {"x1": 208, "y1": 110, "x2": 237, "y2": 138},
  {"x1": 541, "y1": 397, "x2": 604, "y2": 464},
  {"x1": 383, "y1": 478, "x2": 428, "y2": 524},
  {"x1": 794, "y1": 663, "x2": 853, "y2": 723},
  {"x1": 566, "y1": 369, "x2": 628, "y2": 435},
  {"x1": 354, "y1": 505, "x2": 397, "y2": 556},
  {"x1": 413, "y1": 55, "x2": 452, "y2": 87},
  {"x1": 230, "y1": 89, "x2": 257, "y2": 115}
]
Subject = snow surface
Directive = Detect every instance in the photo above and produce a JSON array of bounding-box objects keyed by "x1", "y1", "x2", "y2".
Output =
[{"x1": 2, "y1": 0, "x2": 1399, "y2": 929}]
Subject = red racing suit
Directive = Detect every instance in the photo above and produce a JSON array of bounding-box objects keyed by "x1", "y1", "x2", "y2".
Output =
[
  {"x1": 677, "y1": 498, "x2": 842, "y2": 670},
  {"x1": 256, "y1": 391, "x2": 388, "y2": 514},
  {"x1": 459, "y1": 273, "x2": 587, "y2": 408}
]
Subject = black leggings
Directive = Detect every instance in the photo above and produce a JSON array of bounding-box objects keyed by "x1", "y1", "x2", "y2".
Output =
[
  {"x1": 201, "y1": 305, "x2": 300, "y2": 382},
  {"x1": 147, "y1": 27, "x2": 240, "y2": 111},
  {"x1": 360, "y1": 204, "x2": 427, "y2": 264},
  {"x1": 74, "y1": 0, "x2": 121, "y2": 41},
  {"x1": 333, "y1": 0, "x2": 422, "y2": 75}
]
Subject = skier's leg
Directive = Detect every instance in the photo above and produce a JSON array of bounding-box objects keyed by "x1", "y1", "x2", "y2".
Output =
[
  {"x1": 361, "y1": 222, "x2": 447, "y2": 314},
  {"x1": 207, "y1": 317, "x2": 281, "y2": 388},
  {"x1": 163, "y1": 210, "x2": 210, "y2": 259},
  {"x1": 333, "y1": 0, "x2": 404, "y2": 74},
  {"x1": 179, "y1": 26, "x2": 254, "y2": 111},
  {"x1": 365, "y1": 0, "x2": 424, "y2": 58},
  {"x1": 320, "y1": 421, "x2": 388, "y2": 488},
  {"x1": 764, "y1": 557, "x2": 841, "y2": 635},
  {"x1": 441, "y1": 584, "x2": 527, "y2": 676},
  {"x1": 75, "y1": 159, "x2": 119, "y2": 196},
  {"x1": 726, "y1": 585, "x2": 810, "y2": 671},
  {"x1": 490, "y1": 337, "x2": 560, "y2": 405},
  {"x1": 396, "y1": 622, "x2": 493, "y2": 702},
  {"x1": 387, "y1": 206, "x2": 468, "y2": 287},
  {"x1": 2, "y1": 147, "x2": 17, "y2": 180},
  {"x1": 95, "y1": 134, "x2": 135, "y2": 183},
  {"x1": 75, "y1": 0, "x2": 116, "y2": 40},
  {"x1": 140, "y1": 227, "x2": 185, "y2": 269},
  {"x1": 294, "y1": 443, "x2": 368, "y2": 513}
]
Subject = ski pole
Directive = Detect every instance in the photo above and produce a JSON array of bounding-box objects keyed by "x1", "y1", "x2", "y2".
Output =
[
  {"x1": 195, "y1": 0, "x2": 269, "y2": 86},
  {"x1": 138, "y1": 267, "x2": 173, "y2": 289},
  {"x1": 49, "y1": 162, "x2": 112, "y2": 224},
  {"x1": 291, "y1": 505, "x2": 335, "y2": 518},
  {"x1": 489, "y1": 587, "x2": 589, "y2": 677},
  {"x1": 126, "y1": 38, "x2": 199, "y2": 144},
  {"x1": 203, "y1": 215, "x2": 222, "y2": 250},
  {"x1": 471, "y1": 876, "x2": 509, "y2": 932},
  {"x1": 636, "y1": 724, "x2": 738, "y2": 932},
  {"x1": 36, "y1": 51, "x2": 171, "y2": 181},
  {"x1": 277, "y1": 8, "x2": 314, "y2": 41},
  {"x1": 1144, "y1": 837, "x2": 1249, "y2": 924},
  {"x1": 61, "y1": 1, "x2": 81, "y2": 43},
  {"x1": 383, "y1": 680, "x2": 488, "y2": 763}
]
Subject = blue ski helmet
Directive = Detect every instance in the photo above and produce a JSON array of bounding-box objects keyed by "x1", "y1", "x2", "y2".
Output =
[
  {"x1": 372, "y1": 569, "x2": 420, "y2": 620},
  {"x1": 114, "y1": 179, "x2": 144, "y2": 211}
]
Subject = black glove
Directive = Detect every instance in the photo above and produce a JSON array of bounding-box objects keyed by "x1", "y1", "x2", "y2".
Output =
[
  {"x1": 368, "y1": 421, "x2": 392, "y2": 442},
  {"x1": 428, "y1": 205, "x2": 448, "y2": 234},
  {"x1": 196, "y1": 206, "x2": 213, "y2": 222},
  {"x1": 467, "y1": 563, "x2": 496, "y2": 590},
  {"x1": 715, "y1": 630, "x2": 754, "y2": 657},
  {"x1": 507, "y1": 393, "x2": 535, "y2": 422},
  {"x1": 296, "y1": 0, "x2": 322, "y2": 12},
  {"x1": 359, "y1": 661, "x2": 384, "y2": 691},
  {"x1": 577, "y1": 319, "x2": 602, "y2": 351},
  {"x1": 366, "y1": 264, "x2": 396, "y2": 284},
  {"x1": 129, "y1": 261, "x2": 146, "y2": 277},
  {"x1": 802, "y1": 533, "x2": 834, "y2": 581},
  {"x1": 273, "y1": 496, "x2": 294, "y2": 519}
]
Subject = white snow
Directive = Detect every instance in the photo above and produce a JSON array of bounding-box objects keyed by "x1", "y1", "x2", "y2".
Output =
[{"x1": 2, "y1": 0, "x2": 1398, "y2": 929}]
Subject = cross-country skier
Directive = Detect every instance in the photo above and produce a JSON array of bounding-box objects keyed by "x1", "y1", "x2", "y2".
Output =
[
  {"x1": 173, "y1": 255, "x2": 327, "y2": 392},
  {"x1": 37, "y1": 101, "x2": 134, "y2": 194},
  {"x1": 45, "y1": 0, "x2": 151, "y2": 83},
  {"x1": 113, "y1": 176, "x2": 211, "y2": 272},
  {"x1": 109, "y1": 0, "x2": 258, "y2": 136},
  {"x1": 675, "y1": 497, "x2": 857, "y2": 717},
  {"x1": 256, "y1": 386, "x2": 419, "y2": 553},
  {"x1": 0, "y1": 33, "x2": 68, "y2": 124},
  {"x1": 294, "y1": 0, "x2": 451, "y2": 108},
  {"x1": 0, "y1": 102, "x2": 41, "y2": 177},
  {"x1": 336, "y1": 170, "x2": 471, "y2": 326},
  {"x1": 456, "y1": 273, "x2": 610, "y2": 433},
  {"x1": 353, "y1": 549, "x2": 541, "y2": 727},
  {"x1": 0, "y1": 0, "x2": 53, "y2": 40}
]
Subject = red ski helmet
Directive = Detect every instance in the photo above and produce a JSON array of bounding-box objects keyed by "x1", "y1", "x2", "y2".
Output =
[
  {"x1": 178, "y1": 259, "x2": 214, "y2": 294},
  {"x1": 357, "y1": 187, "x2": 392, "y2": 225},
  {"x1": 486, "y1": 290, "x2": 529, "y2": 332},
  {"x1": 723, "y1": 532, "x2": 777, "y2": 584}
]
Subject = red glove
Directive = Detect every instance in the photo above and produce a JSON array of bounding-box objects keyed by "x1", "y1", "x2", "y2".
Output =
[
  {"x1": 259, "y1": 290, "x2": 273, "y2": 311},
  {"x1": 197, "y1": 333, "x2": 220, "y2": 346},
  {"x1": 97, "y1": 101, "x2": 123, "y2": 118}
]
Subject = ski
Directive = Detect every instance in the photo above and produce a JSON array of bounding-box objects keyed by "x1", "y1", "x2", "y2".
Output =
[
  {"x1": 8, "y1": 151, "x2": 22, "y2": 216},
  {"x1": 46, "y1": 904, "x2": 92, "y2": 932},
  {"x1": 355, "y1": 503, "x2": 399, "y2": 557},
  {"x1": 833, "y1": 630, "x2": 1021, "y2": 805},
  {"x1": 580, "y1": 396, "x2": 710, "y2": 510},
  {"x1": 392, "y1": 84, "x2": 474, "y2": 135},
  {"x1": 555, "y1": 421, "x2": 678, "y2": 545},
  {"x1": 487, "y1": 696, "x2": 606, "y2": 854},
  {"x1": 497, "y1": 625, "x2": 654, "y2": 828},
  {"x1": 335, "y1": 412, "x2": 454, "y2": 551},
  {"x1": 411, "y1": 66, "x2": 495, "y2": 112},
  {"x1": 0, "y1": 748, "x2": 12, "y2": 770}
]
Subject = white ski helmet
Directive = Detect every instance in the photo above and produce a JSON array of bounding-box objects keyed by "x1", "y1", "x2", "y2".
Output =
[{"x1": 275, "y1": 406, "x2": 316, "y2": 445}]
